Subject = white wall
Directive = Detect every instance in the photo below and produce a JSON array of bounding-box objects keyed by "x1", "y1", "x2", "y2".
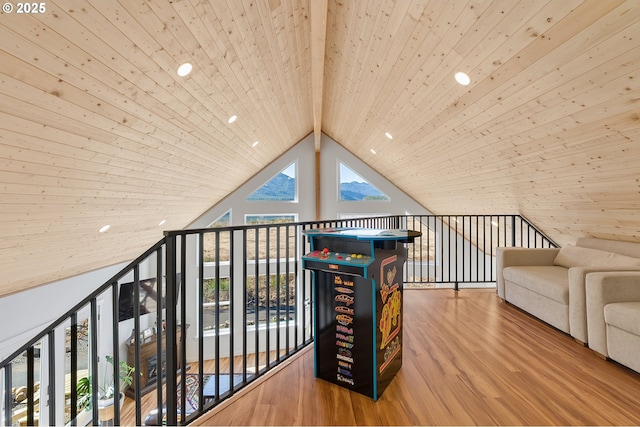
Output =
[{"x1": 0, "y1": 262, "x2": 128, "y2": 359}]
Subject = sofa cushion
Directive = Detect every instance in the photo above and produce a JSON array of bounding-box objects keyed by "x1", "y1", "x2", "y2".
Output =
[
  {"x1": 553, "y1": 245, "x2": 640, "y2": 268},
  {"x1": 604, "y1": 302, "x2": 640, "y2": 337},
  {"x1": 576, "y1": 237, "x2": 640, "y2": 259},
  {"x1": 503, "y1": 266, "x2": 569, "y2": 304}
]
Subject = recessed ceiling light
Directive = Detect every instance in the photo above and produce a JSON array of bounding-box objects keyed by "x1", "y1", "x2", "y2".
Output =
[
  {"x1": 385, "y1": 132, "x2": 393, "y2": 140},
  {"x1": 99, "y1": 225, "x2": 111, "y2": 233},
  {"x1": 158, "y1": 219, "x2": 167, "y2": 226},
  {"x1": 252, "y1": 141, "x2": 259, "y2": 147},
  {"x1": 370, "y1": 148, "x2": 377, "y2": 155},
  {"x1": 177, "y1": 63, "x2": 193, "y2": 77},
  {"x1": 454, "y1": 71, "x2": 471, "y2": 86},
  {"x1": 228, "y1": 115, "x2": 237, "y2": 124}
]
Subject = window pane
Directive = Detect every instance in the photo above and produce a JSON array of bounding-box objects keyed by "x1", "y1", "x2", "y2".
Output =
[
  {"x1": 339, "y1": 163, "x2": 389, "y2": 201},
  {"x1": 246, "y1": 273, "x2": 296, "y2": 327},
  {"x1": 202, "y1": 278, "x2": 231, "y2": 331},
  {"x1": 245, "y1": 215, "x2": 296, "y2": 225},
  {"x1": 209, "y1": 211, "x2": 230, "y2": 227},
  {"x1": 244, "y1": 217, "x2": 296, "y2": 261},
  {"x1": 246, "y1": 163, "x2": 296, "y2": 201}
]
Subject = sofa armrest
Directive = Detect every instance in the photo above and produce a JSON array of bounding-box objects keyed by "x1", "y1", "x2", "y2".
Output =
[
  {"x1": 496, "y1": 247, "x2": 559, "y2": 299},
  {"x1": 585, "y1": 271, "x2": 640, "y2": 357},
  {"x1": 568, "y1": 266, "x2": 640, "y2": 343}
]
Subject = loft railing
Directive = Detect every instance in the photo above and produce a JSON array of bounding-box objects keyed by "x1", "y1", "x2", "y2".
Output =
[
  {"x1": 0, "y1": 214, "x2": 555, "y2": 426},
  {"x1": 402, "y1": 214, "x2": 556, "y2": 289}
]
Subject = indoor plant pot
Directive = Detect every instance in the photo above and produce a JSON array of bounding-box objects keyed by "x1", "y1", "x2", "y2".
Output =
[{"x1": 76, "y1": 355, "x2": 135, "y2": 423}]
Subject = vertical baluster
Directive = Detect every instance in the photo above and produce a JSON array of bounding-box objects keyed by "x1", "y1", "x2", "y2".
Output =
[
  {"x1": 300, "y1": 224, "x2": 308, "y2": 346},
  {"x1": 48, "y1": 331, "x2": 56, "y2": 426},
  {"x1": 460, "y1": 215, "x2": 465, "y2": 285},
  {"x1": 214, "y1": 231, "x2": 221, "y2": 403},
  {"x1": 453, "y1": 215, "x2": 458, "y2": 290},
  {"x1": 297, "y1": 225, "x2": 303, "y2": 349},
  {"x1": 26, "y1": 347, "x2": 34, "y2": 427},
  {"x1": 476, "y1": 216, "x2": 480, "y2": 283},
  {"x1": 70, "y1": 313, "x2": 77, "y2": 426},
  {"x1": 427, "y1": 216, "x2": 431, "y2": 283},
  {"x1": 490, "y1": 216, "x2": 495, "y2": 282},
  {"x1": 164, "y1": 234, "x2": 178, "y2": 427},
  {"x1": 276, "y1": 225, "x2": 282, "y2": 361},
  {"x1": 229, "y1": 229, "x2": 236, "y2": 392},
  {"x1": 437, "y1": 216, "x2": 442, "y2": 284},
  {"x1": 3, "y1": 363, "x2": 12, "y2": 427},
  {"x1": 265, "y1": 226, "x2": 271, "y2": 369},
  {"x1": 242, "y1": 229, "x2": 248, "y2": 382},
  {"x1": 155, "y1": 247, "x2": 164, "y2": 423},
  {"x1": 254, "y1": 228, "x2": 260, "y2": 375},
  {"x1": 132, "y1": 266, "x2": 142, "y2": 426},
  {"x1": 89, "y1": 300, "x2": 98, "y2": 426},
  {"x1": 285, "y1": 225, "x2": 291, "y2": 355},
  {"x1": 197, "y1": 232, "x2": 205, "y2": 412},
  {"x1": 179, "y1": 235, "x2": 188, "y2": 424},
  {"x1": 110, "y1": 281, "x2": 121, "y2": 426}
]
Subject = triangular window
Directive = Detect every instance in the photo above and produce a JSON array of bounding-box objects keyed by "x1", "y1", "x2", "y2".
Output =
[
  {"x1": 246, "y1": 163, "x2": 297, "y2": 201},
  {"x1": 339, "y1": 163, "x2": 389, "y2": 201},
  {"x1": 209, "y1": 210, "x2": 231, "y2": 227}
]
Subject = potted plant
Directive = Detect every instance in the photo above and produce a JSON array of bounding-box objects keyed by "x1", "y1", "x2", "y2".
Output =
[
  {"x1": 99, "y1": 355, "x2": 135, "y2": 398},
  {"x1": 76, "y1": 355, "x2": 135, "y2": 418}
]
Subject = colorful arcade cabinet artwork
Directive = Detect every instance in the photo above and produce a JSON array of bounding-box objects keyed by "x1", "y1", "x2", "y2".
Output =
[{"x1": 302, "y1": 227, "x2": 421, "y2": 400}]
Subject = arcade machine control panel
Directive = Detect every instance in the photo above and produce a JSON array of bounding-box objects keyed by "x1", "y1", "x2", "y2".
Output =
[
  {"x1": 302, "y1": 228, "x2": 420, "y2": 277},
  {"x1": 302, "y1": 248, "x2": 373, "y2": 276}
]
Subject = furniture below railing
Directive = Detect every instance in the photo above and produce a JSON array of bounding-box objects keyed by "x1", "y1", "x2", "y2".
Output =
[
  {"x1": 0, "y1": 214, "x2": 555, "y2": 426},
  {"x1": 124, "y1": 326, "x2": 184, "y2": 399}
]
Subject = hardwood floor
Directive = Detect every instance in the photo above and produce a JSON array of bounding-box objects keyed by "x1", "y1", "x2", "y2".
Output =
[{"x1": 190, "y1": 289, "x2": 640, "y2": 426}]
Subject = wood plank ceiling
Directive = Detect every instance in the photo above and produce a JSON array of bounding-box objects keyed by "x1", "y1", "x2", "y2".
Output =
[{"x1": 1, "y1": 0, "x2": 640, "y2": 297}]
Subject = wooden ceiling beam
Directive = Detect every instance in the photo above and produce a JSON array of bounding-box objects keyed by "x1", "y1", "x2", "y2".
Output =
[{"x1": 310, "y1": 0, "x2": 328, "y2": 151}]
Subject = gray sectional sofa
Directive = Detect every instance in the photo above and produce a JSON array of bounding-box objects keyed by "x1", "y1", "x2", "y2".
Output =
[
  {"x1": 497, "y1": 237, "x2": 640, "y2": 374},
  {"x1": 586, "y1": 271, "x2": 640, "y2": 373}
]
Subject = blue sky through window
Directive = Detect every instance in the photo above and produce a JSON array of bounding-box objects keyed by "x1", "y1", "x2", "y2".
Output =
[
  {"x1": 339, "y1": 163, "x2": 389, "y2": 201},
  {"x1": 340, "y1": 163, "x2": 363, "y2": 183},
  {"x1": 281, "y1": 163, "x2": 295, "y2": 178},
  {"x1": 246, "y1": 162, "x2": 296, "y2": 201}
]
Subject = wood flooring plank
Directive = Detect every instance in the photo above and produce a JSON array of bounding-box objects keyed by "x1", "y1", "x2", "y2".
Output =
[{"x1": 188, "y1": 289, "x2": 640, "y2": 426}]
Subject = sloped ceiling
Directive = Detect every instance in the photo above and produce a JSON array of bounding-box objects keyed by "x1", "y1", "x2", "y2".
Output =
[{"x1": 1, "y1": 0, "x2": 640, "y2": 297}]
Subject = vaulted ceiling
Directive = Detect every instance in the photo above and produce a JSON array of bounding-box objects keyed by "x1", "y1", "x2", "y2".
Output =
[{"x1": 1, "y1": 0, "x2": 640, "y2": 298}]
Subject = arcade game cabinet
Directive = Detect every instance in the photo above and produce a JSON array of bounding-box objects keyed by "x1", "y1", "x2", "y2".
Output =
[{"x1": 302, "y1": 227, "x2": 421, "y2": 400}]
